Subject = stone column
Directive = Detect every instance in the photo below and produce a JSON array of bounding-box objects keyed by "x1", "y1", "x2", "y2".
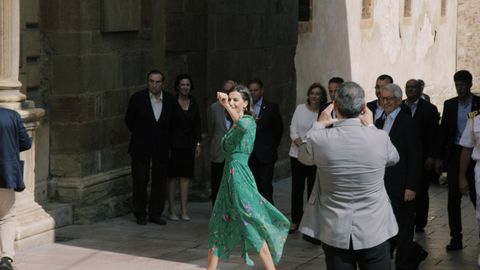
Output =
[
  {"x1": 0, "y1": 0, "x2": 24, "y2": 109},
  {"x1": 0, "y1": 0, "x2": 54, "y2": 250}
]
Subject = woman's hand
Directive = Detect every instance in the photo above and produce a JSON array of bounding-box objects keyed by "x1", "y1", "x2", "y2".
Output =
[
  {"x1": 217, "y1": 92, "x2": 229, "y2": 108},
  {"x1": 293, "y1": 138, "x2": 303, "y2": 147}
]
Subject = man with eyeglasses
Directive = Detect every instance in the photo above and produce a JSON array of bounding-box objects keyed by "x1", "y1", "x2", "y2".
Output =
[
  {"x1": 376, "y1": 83, "x2": 426, "y2": 270},
  {"x1": 367, "y1": 74, "x2": 394, "y2": 121},
  {"x1": 402, "y1": 79, "x2": 440, "y2": 234}
]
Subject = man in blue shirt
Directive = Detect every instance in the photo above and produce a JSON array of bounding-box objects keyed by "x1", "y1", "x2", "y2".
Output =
[{"x1": 436, "y1": 70, "x2": 480, "y2": 251}]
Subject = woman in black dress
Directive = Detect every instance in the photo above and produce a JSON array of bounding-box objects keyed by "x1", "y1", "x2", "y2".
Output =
[{"x1": 168, "y1": 74, "x2": 201, "y2": 221}]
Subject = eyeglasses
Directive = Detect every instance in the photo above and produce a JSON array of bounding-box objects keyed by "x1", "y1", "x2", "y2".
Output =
[{"x1": 380, "y1": 96, "x2": 398, "y2": 102}]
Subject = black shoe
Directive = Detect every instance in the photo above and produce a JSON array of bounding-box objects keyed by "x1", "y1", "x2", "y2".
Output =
[
  {"x1": 446, "y1": 239, "x2": 463, "y2": 251},
  {"x1": 0, "y1": 257, "x2": 13, "y2": 270},
  {"x1": 302, "y1": 234, "x2": 322, "y2": 245},
  {"x1": 418, "y1": 248, "x2": 428, "y2": 261},
  {"x1": 135, "y1": 214, "x2": 147, "y2": 225},
  {"x1": 415, "y1": 226, "x2": 425, "y2": 233},
  {"x1": 149, "y1": 216, "x2": 167, "y2": 225},
  {"x1": 289, "y1": 224, "x2": 298, "y2": 234},
  {"x1": 410, "y1": 249, "x2": 428, "y2": 269}
]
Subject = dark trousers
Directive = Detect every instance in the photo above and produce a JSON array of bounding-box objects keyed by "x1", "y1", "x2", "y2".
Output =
[
  {"x1": 389, "y1": 197, "x2": 415, "y2": 270},
  {"x1": 446, "y1": 145, "x2": 476, "y2": 240},
  {"x1": 322, "y1": 240, "x2": 391, "y2": 270},
  {"x1": 210, "y1": 161, "x2": 225, "y2": 206},
  {"x1": 131, "y1": 158, "x2": 167, "y2": 218},
  {"x1": 415, "y1": 166, "x2": 438, "y2": 229},
  {"x1": 290, "y1": 157, "x2": 316, "y2": 225},
  {"x1": 249, "y1": 157, "x2": 275, "y2": 203}
]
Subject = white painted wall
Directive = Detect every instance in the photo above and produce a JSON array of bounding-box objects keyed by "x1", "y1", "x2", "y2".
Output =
[
  {"x1": 294, "y1": 0, "x2": 351, "y2": 105},
  {"x1": 295, "y1": 0, "x2": 458, "y2": 112}
]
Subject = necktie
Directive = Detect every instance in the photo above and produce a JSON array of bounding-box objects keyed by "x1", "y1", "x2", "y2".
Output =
[{"x1": 375, "y1": 113, "x2": 386, "y2": 129}]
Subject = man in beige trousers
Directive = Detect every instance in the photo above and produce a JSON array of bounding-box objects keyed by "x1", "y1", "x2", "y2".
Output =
[{"x1": 0, "y1": 107, "x2": 32, "y2": 270}]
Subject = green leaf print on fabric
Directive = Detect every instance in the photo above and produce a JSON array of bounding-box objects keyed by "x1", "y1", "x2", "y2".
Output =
[{"x1": 208, "y1": 115, "x2": 290, "y2": 266}]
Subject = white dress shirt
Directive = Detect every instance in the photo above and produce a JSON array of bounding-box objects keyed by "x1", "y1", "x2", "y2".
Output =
[
  {"x1": 404, "y1": 99, "x2": 420, "y2": 117},
  {"x1": 383, "y1": 106, "x2": 401, "y2": 133},
  {"x1": 374, "y1": 101, "x2": 384, "y2": 121},
  {"x1": 150, "y1": 91, "x2": 163, "y2": 121},
  {"x1": 460, "y1": 114, "x2": 480, "y2": 161}
]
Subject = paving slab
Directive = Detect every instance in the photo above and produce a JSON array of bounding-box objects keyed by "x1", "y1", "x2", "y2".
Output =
[{"x1": 13, "y1": 178, "x2": 479, "y2": 269}]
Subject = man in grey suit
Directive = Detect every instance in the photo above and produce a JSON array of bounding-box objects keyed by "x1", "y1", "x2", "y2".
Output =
[
  {"x1": 298, "y1": 82, "x2": 399, "y2": 270},
  {"x1": 208, "y1": 80, "x2": 236, "y2": 205}
]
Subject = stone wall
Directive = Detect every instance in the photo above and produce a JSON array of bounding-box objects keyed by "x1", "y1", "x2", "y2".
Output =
[
  {"x1": 20, "y1": 0, "x2": 50, "y2": 203},
  {"x1": 457, "y1": 0, "x2": 480, "y2": 93},
  {"x1": 20, "y1": 0, "x2": 297, "y2": 225},
  {"x1": 349, "y1": 0, "x2": 458, "y2": 111},
  {"x1": 165, "y1": 0, "x2": 298, "y2": 187},
  {"x1": 164, "y1": 0, "x2": 209, "y2": 200},
  {"x1": 206, "y1": 0, "x2": 298, "y2": 178},
  {"x1": 38, "y1": 0, "x2": 158, "y2": 223},
  {"x1": 295, "y1": 0, "x2": 458, "y2": 112},
  {"x1": 295, "y1": 0, "x2": 351, "y2": 104}
]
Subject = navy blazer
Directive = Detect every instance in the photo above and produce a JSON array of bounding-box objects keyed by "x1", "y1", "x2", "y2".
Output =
[
  {"x1": 251, "y1": 99, "x2": 283, "y2": 162},
  {"x1": 366, "y1": 100, "x2": 379, "y2": 114},
  {"x1": 125, "y1": 89, "x2": 174, "y2": 162},
  {"x1": 0, "y1": 108, "x2": 32, "y2": 191},
  {"x1": 402, "y1": 98, "x2": 440, "y2": 160},
  {"x1": 384, "y1": 109, "x2": 422, "y2": 198},
  {"x1": 437, "y1": 94, "x2": 480, "y2": 166}
]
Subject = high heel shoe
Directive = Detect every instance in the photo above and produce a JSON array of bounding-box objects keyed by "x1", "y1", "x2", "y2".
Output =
[
  {"x1": 180, "y1": 214, "x2": 191, "y2": 221},
  {"x1": 289, "y1": 224, "x2": 298, "y2": 234},
  {"x1": 168, "y1": 212, "x2": 179, "y2": 221}
]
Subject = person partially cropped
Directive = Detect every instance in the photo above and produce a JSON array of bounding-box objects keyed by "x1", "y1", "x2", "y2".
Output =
[{"x1": 288, "y1": 82, "x2": 328, "y2": 234}]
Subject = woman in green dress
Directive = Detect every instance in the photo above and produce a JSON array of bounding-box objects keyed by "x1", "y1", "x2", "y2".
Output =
[{"x1": 207, "y1": 85, "x2": 290, "y2": 270}]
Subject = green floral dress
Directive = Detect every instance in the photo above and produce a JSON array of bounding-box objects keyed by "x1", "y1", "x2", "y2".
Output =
[{"x1": 208, "y1": 115, "x2": 290, "y2": 266}]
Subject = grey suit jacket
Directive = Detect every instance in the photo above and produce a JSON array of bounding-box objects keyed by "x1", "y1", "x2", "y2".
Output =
[
  {"x1": 208, "y1": 101, "x2": 228, "y2": 163},
  {"x1": 298, "y1": 118, "x2": 399, "y2": 250}
]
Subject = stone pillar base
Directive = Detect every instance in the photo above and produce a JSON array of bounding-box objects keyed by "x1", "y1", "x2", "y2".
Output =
[
  {"x1": 12, "y1": 106, "x2": 54, "y2": 251},
  {"x1": 55, "y1": 167, "x2": 132, "y2": 224},
  {"x1": 14, "y1": 200, "x2": 55, "y2": 251}
]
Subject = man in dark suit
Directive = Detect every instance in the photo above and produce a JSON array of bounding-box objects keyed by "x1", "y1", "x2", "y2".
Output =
[
  {"x1": 125, "y1": 70, "x2": 174, "y2": 225},
  {"x1": 367, "y1": 74, "x2": 394, "y2": 121},
  {"x1": 377, "y1": 83, "x2": 426, "y2": 270},
  {"x1": 248, "y1": 79, "x2": 283, "y2": 203},
  {"x1": 0, "y1": 108, "x2": 31, "y2": 270},
  {"x1": 436, "y1": 69, "x2": 480, "y2": 250},
  {"x1": 208, "y1": 80, "x2": 236, "y2": 206},
  {"x1": 403, "y1": 79, "x2": 440, "y2": 233},
  {"x1": 317, "y1": 77, "x2": 344, "y2": 120}
]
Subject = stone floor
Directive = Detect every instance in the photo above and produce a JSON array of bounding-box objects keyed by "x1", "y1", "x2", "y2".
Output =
[{"x1": 13, "y1": 178, "x2": 479, "y2": 270}]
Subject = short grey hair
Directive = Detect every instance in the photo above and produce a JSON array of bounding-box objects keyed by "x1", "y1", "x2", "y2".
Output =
[
  {"x1": 335, "y1": 81, "x2": 365, "y2": 118},
  {"x1": 382, "y1": 83, "x2": 403, "y2": 99}
]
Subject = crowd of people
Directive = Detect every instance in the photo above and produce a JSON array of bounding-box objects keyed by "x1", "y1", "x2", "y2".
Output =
[
  {"x1": 121, "y1": 69, "x2": 480, "y2": 269},
  {"x1": 1, "y1": 68, "x2": 478, "y2": 270}
]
